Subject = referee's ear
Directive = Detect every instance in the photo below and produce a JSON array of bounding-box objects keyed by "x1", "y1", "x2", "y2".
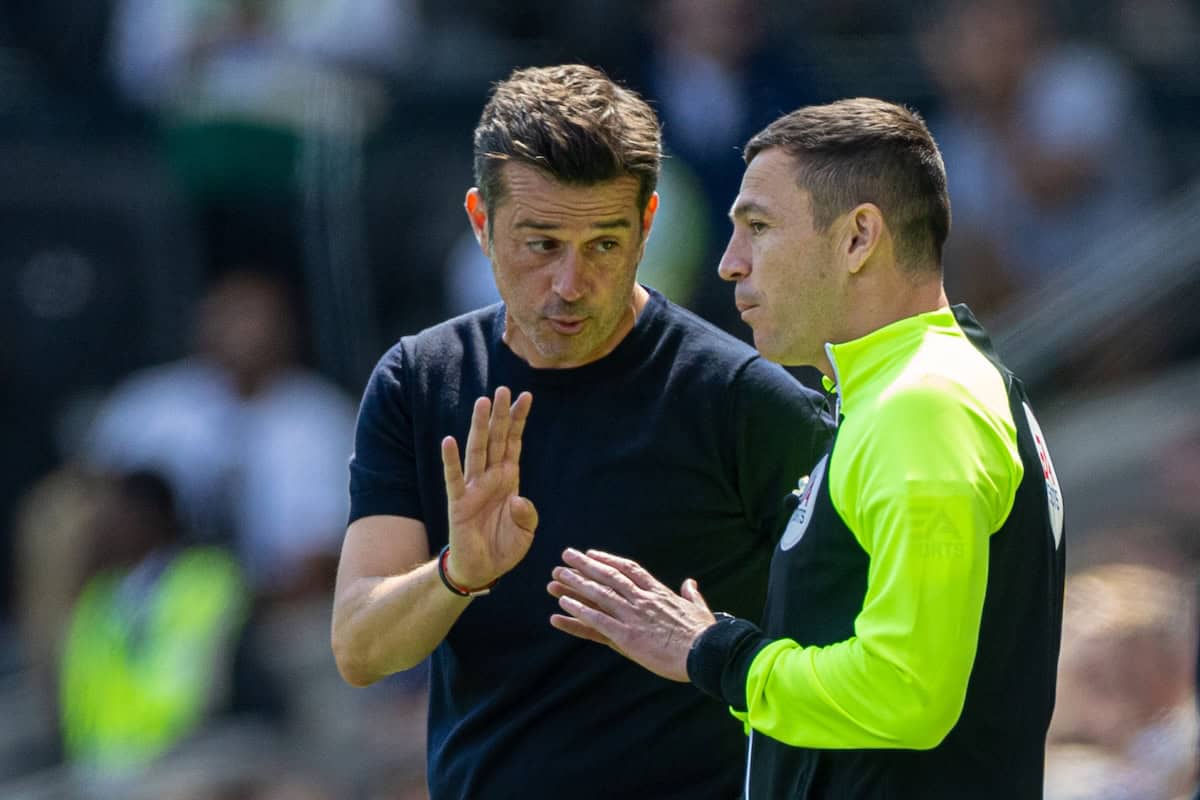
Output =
[{"x1": 842, "y1": 201, "x2": 885, "y2": 276}]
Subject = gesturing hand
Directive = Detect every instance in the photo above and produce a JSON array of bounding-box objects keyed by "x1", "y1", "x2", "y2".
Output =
[
  {"x1": 441, "y1": 387, "x2": 537, "y2": 589},
  {"x1": 547, "y1": 549, "x2": 716, "y2": 682}
]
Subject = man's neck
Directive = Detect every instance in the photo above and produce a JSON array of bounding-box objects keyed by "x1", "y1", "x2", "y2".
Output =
[{"x1": 850, "y1": 275, "x2": 947, "y2": 343}]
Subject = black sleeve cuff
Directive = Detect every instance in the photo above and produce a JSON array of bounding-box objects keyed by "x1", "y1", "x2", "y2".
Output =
[{"x1": 687, "y1": 614, "x2": 771, "y2": 711}]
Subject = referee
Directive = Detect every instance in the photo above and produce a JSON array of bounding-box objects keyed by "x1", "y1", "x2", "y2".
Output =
[{"x1": 549, "y1": 98, "x2": 1066, "y2": 798}]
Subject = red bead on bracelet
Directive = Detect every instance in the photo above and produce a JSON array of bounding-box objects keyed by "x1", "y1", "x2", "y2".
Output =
[{"x1": 438, "y1": 545, "x2": 497, "y2": 597}]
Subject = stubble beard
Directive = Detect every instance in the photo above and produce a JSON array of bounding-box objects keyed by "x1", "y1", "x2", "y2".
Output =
[{"x1": 534, "y1": 300, "x2": 631, "y2": 367}]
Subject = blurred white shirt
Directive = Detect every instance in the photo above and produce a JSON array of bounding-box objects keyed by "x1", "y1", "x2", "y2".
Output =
[{"x1": 83, "y1": 358, "x2": 357, "y2": 592}]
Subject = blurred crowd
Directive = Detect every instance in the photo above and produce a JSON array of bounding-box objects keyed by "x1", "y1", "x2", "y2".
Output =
[{"x1": 0, "y1": 1, "x2": 1197, "y2": 798}]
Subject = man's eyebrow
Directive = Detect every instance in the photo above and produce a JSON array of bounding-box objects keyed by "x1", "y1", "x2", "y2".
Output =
[
  {"x1": 593, "y1": 218, "x2": 633, "y2": 230},
  {"x1": 513, "y1": 217, "x2": 634, "y2": 231},
  {"x1": 729, "y1": 201, "x2": 771, "y2": 222}
]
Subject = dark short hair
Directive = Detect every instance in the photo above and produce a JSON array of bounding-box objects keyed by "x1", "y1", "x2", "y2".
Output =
[
  {"x1": 117, "y1": 469, "x2": 181, "y2": 540},
  {"x1": 473, "y1": 65, "x2": 662, "y2": 219},
  {"x1": 745, "y1": 98, "x2": 951, "y2": 271}
]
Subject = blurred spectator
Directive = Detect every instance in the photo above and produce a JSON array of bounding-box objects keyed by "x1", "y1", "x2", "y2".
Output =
[
  {"x1": 13, "y1": 468, "x2": 107, "y2": 709},
  {"x1": 1108, "y1": 0, "x2": 1200, "y2": 75},
  {"x1": 1044, "y1": 742, "x2": 1163, "y2": 800},
  {"x1": 59, "y1": 470, "x2": 247, "y2": 779},
  {"x1": 1153, "y1": 428, "x2": 1200, "y2": 537},
  {"x1": 918, "y1": 0, "x2": 1162, "y2": 320},
  {"x1": 412, "y1": 0, "x2": 633, "y2": 91},
  {"x1": 1047, "y1": 563, "x2": 1197, "y2": 799},
  {"x1": 0, "y1": 0, "x2": 129, "y2": 137},
  {"x1": 1106, "y1": 0, "x2": 1200, "y2": 186},
  {"x1": 109, "y1": 0, "x2": 416, "y2": 114},
  {"x1": 81, "y1": 270, "x2": 356, "y2": 603},
  {"x1": 107, "y1": 0, "x2": 422, "y2": 278},
  {"x1": 636, "y1": 0, "x2": 828, "y2": 335},
  {"x1": 2, "y1": 467, "x2": 108, "y2": 778}
]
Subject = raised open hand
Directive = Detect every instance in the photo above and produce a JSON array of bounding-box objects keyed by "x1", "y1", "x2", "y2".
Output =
[{"x1": 441, "y1": 387, "x2": 537, "y2": 589}]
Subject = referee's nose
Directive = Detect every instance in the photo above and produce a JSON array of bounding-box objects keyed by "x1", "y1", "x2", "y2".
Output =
[{"x1": 718, "y1": 228, "x2": 751, "y2": 283}]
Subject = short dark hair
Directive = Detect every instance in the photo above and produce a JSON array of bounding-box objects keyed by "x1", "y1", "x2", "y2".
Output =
[
  {"x1": 116, "y1": 469, "x2": 182, "y2": 544},
  {"x1": 473, "y1": 65, "x2": 662, "y2": 218},
  {"x1": 745, "y1": 98, "x2": 951, "y2": 270}
]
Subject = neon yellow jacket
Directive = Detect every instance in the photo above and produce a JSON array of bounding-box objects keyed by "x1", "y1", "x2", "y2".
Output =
[{"x1": 60, "y1": 547, "x2": 246, "y2": 773}]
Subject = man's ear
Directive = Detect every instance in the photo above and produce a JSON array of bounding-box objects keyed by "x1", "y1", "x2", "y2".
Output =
[
  {"x1": 845, "y1": 203, "x2": 884, "y2": 275},
  {"x1": 641, "y1": 192, "x2": 660, "y2": 237},
  {"x1": 465, "y1": 188, "x2": 489, "y2": 254}
]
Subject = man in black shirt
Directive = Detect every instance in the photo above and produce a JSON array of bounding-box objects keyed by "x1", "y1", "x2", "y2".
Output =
[{"x1": 330, "y1": 65, "x2": 831, "y2": 799}]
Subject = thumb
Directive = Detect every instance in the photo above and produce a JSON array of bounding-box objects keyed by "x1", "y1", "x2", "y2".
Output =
[
  {"x1": 681, "y1": 578, "x2": 710, "y2": 610},
  {"x1": 509, "y1": 495, "x2": 539, "y2": 533}
]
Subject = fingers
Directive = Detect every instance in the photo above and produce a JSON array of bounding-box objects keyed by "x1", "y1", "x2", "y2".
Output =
[
  {"x1": 551, "y1": 565, "x2": 621, "y2": 615},
  {"x1": 554, "y1": 594, "x2": 624, "y2": 642},
  {"x1": 560, "y1": 549, "x2": 642, "y2": 603},
  {"x1": 507, "y1": 391, "x2": 533, "y2": 466},
  {"x1": 680, "y1": 578, "x2": 710, "y2": 611},
  {"x1": 582, "y1": 550, "x2": 662, "y2": 592},
  {"x1": 441, "y1": 436, "x2": 465, "y2": 501},
  {"x1": 463, "y1": 388, "x2": 529, "y2": 479},
  {"x1": 547, "y1": 579, "x2": 607, "y2": 637},
  {"x1": 549, "y1": 613, "x2": 615, "y2": 647},
  {"x1": 486, "y1": 386, "x2": 512, "y2": 466},
  {"x1": 546, "y1": 578, "x2": 594, "y2": 605},
  {"x1": 462, "y1": 395, "x2": 491, "y2": 480}
]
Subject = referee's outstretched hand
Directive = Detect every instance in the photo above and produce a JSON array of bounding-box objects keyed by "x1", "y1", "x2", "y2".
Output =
[
  {"x1": 441, "y1": 387, "x2": 538, "y2": 589},
  {"x1": 548, "y1": 549, "x2": 716, "y2": 682}
]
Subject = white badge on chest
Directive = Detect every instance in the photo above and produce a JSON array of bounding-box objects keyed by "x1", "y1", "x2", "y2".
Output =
[
  {"x1": 780, "y1": 454, "x2": 828, "y2": 551},
  {"x1": 1022, "y1": 402, "x2": 1064, "y2": 549}
]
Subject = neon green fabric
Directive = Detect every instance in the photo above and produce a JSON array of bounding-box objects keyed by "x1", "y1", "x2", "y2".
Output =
[
  {"x1": 60, "y1": 547, "x2": 246, "y2": 772},
  {"x1": 736, "y1": 307, "x2": 1023, "y2": 749}
]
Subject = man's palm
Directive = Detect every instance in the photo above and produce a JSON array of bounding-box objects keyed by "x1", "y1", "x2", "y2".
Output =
[{"x1": 441, "y1": 388, "x2": 537, "y2": 588}]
